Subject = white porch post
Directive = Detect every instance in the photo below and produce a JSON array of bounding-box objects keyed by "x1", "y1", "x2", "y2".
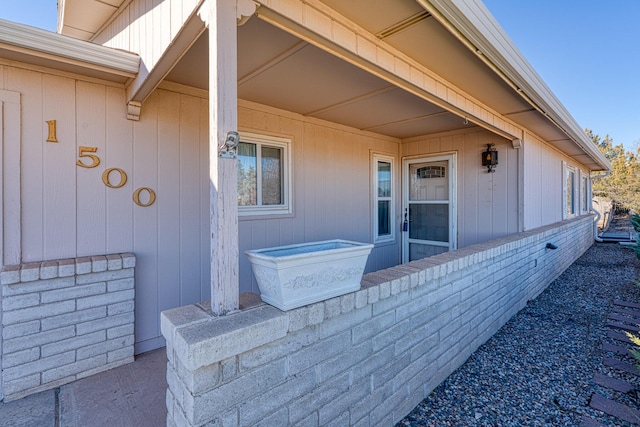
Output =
[{"x1": 201, "y1": 0, "x2": 239, "y2": 315}]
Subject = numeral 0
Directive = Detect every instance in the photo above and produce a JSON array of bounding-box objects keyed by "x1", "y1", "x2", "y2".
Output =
[
  {"x1": 102, "y1": 168, "x2": 128, "y2": 188},
  {"x1": 133, "y1": 187, "x2": 156, "y2": 207}
]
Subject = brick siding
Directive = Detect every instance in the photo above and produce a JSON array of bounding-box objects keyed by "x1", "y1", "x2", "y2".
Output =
[
  {"x1": 162, "y1": 216, "x2": 594, "y2": 427},
  {"x1": 0, "y1": 253, "x2": 136, "y2": 401}
]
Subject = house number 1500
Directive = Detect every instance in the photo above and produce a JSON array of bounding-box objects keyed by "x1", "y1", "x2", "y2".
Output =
[{"x1": 77, "y1": 146, "x2": 156, "y2": 207}]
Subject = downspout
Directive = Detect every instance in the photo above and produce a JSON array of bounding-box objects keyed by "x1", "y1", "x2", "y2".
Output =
[{"x1": 590, "y1": 170, "x2": 610, "y2": 242}]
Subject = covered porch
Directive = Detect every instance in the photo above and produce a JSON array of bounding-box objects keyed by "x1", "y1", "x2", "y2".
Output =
[
  {"x1": 53, "y1": 0, "x2": 608, "y2": 334},
  {"x1": 152, "y1": 0, "x2": 537, "y2": 313}
]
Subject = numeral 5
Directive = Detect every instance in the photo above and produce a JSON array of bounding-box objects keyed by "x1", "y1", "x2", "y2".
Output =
[{"x1": 77, "y1": 146, "x2": 100, "y2": 168}]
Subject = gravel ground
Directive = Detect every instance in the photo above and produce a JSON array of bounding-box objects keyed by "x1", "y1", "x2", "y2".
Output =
[{"x1": 397, "y1": 216, "x2": 640, "y2": 427}]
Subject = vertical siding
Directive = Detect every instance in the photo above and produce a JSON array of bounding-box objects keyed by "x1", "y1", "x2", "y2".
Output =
[
  {"x1": 76, "y1": 82, "x2": 107, "y2": 256},
  {"x1": 198, "y1": 98, "x2": 211, "y2": 302},
  {"x1": 1, "y1": 65, "x2": 210, "y2": 352},
  {"x1": 42, "y1": 75, "x2": 77, "y2": 261},
  {"x1": 156, "y1": 90, "x2": 182, "y2": 321},
  {"x1": 8, "y1": 68, "x2": 44, "y2": 262},
  {"x1": 522, "y1": 132, "x2": 589, "y2": 230},
  {"x1": 237, "y1": 103, "x2": 401, "y2": 294},
  {"x1": 132, "y1": 92, "x2": 160, "y2": 352},
  {"x1": 2, "y1": 62, "x2": 594, "y2": 352},
  {"x1": 177, "y1": 93, "x2": 203, "y2": 305},
  {"x1": 105, "y1": 87, "x2": 136, "y2": 253},
  {"x1": 92, "y1": 0, "x2": 197, "y2": 78}
]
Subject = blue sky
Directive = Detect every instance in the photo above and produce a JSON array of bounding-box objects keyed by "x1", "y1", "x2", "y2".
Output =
[
  {"x1": 1, "y1": 1, "x2": 639, "y2": 151},
  {"x1": 483, "y1": 0, "x2": 640, "y2": 151}
]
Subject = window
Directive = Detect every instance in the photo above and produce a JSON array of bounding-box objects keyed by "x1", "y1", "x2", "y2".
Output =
[
  {"x1": 373, "y1": 154, "x2": 394, "y2": 243},
  {"x1": 562, "y1": 161, "x2": 577, "y2": 219},
  {"x1": 581, "y1": 173, "x2": 589, "y2": 214},
  {"x1": 416, "y1": 165, "x2": 445, "y2": 179},
  {"x1": 237, "y1": 132, "x2": 291, "y2": 216}
]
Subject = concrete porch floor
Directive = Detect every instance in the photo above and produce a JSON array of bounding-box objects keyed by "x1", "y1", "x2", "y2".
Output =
[{"x1": 0, "y1": 348, "x2": 167, "y2": 427}]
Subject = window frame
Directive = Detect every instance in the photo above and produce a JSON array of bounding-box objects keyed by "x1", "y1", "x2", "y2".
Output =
[
  {"x1": 580, "y1": 171, "x2": 590, "y2": 215},
  {"x1": 372, "y1": 153, "x2": 395, "y2": 244},
  {"x1": 237, "y1": 132, "x2": 292, "y2": 217},
  {"x1": 562, "y1": 161, "x2": 577, "y2": 219}
]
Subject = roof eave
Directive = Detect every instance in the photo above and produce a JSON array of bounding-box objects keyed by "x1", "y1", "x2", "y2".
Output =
[
  {"x1": 0, "y1": 18, "x2": 139, "y2": 82},
  {"x1": 420, "y1": 0, "x2": 610, "y2": 172}
]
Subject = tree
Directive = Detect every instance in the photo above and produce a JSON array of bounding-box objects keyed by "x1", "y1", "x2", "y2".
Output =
[{"x1": 587, "y1": 128, "x2": 640, "y2": 212}]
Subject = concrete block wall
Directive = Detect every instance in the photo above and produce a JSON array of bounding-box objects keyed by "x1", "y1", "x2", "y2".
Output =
[
  {"x1": 162, "y1": 216, "x2": 594, "y2": 427},
  {"x1": 0, "y1": 253, "x2": 136, "y2": 401}
]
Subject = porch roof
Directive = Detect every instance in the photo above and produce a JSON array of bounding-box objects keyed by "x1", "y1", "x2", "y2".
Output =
[
  {"x1": 56, "y1": 0, "x2": 609, "y2": 172},
  {"x1": 0, "y1": 18, "x2": 139, "y2": 83},
  {"x1": 423, "y1": 0, "x2": 610, "y2": 171}
]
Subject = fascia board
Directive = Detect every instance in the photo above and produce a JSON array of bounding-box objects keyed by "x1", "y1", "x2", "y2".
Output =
[
  {"x1": 0, "y1": 18, "x2": 139, "y2": 76},
  {"x1": 423, "y1": 0, "x2": 610, "y2": 171}
]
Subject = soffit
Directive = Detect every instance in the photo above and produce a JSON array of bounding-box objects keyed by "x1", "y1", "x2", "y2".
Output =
[
  {"x1": 164, "y1": 0, "x2": 605, "y2": 170},
  {"x1": 0, "y1": 18, "x2": 139, "y2": 83},
  {"x1": 58, "y1": 0, "x2": 128, "y2": 40},
  {"x1": 320, "y1": 0, "x2": 531, "y2": 116},
  {"x1": 318, "y1": 0, "x2": 607, "y2": 170},
  {"x1": 166, "y1": 18, "x2": 478, "y2": 139}
]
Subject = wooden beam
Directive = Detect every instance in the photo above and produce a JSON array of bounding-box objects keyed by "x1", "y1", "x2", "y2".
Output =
[{"x1": 200, "y1": 0, "x2": 240, "y2": 315}]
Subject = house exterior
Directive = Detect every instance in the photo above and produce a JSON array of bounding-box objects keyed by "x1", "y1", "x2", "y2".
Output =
[{"x1": 0, "y1": 0, "x2": 609, "y2": 424}]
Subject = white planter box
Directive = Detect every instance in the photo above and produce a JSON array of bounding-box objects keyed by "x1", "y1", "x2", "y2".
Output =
[{"x1": 245, "y1": 239, "x2": 374, "y2": 311}]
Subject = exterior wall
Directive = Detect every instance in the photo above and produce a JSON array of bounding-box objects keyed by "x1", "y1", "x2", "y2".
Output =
[
  {"x1": 238, "y1": 100, "x2": 402, "y2": 294},
  {"x1": 92, "y1": 0, "x2": 200, "y2": 81},
  {"x1": 0, "y1": 64, "x2": 210, "y2": 353},
  {"x1": 0, "y1": 254, "x2": 135, "y2": 401},
  {"x1": 402, "y1": 129, "x2": 519, "y2": 248},
  {"x1": 162, "y1": 215, "x2": 594, "y2": 427},
  {"x1": 523, "y1": 132, "x2": 591, "y2": 230}
]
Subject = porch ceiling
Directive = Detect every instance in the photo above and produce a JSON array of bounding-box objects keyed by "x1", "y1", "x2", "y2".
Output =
[
  {"x1": 167, "y1": 17, "x2": 478, "y2": 140},
  {"x1": 162, "y1": 0, "x2": 600, "y2": 169}
]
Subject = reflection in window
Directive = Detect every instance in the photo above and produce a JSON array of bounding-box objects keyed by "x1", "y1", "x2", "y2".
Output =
[
  {"x1": 237, "y1": 133, "x2": 290, "y2": 216},
  {"x1": 567, "y1": 170, "x2": 575, "y2": 216},
  {"x1": 373, "y1": 156, "x2": 394, "y2": 242},
  {"x1": 581, "y1": 175, "x2": 589, "y2": 213}
]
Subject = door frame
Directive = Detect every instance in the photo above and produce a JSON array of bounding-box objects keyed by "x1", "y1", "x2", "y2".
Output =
[{"x1": 401, "y1": 153, "x2": 457, "y2": 263}]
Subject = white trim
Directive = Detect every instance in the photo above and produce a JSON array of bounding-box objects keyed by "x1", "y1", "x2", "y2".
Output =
[
  {"x1": 402, "y1": 153, "x2": 457, "y2": 263},
  {"x1": 0, "y1": 18, "x2": 139, "y2": 77},
  {"x1": 1, "y1": 90, "x2": 21, "y2": 266},
  {"x1": 418, "y1": 0, "x2": 610, "y2": 172},
  {"x1": 562, "y1": 161, "x2": 577, "y2": 219},
  {"x1": 127, "y1": 7, "x2": 206, "y2": 104},
  {"x1": 580, "y1": 171, "x2": 590, "y2": 215},
  {"x1": 372, "y1": 153, "x2": 395, "y2": 244},
  {"x1": 255, "y1": 2, "x2": 521, "y2": 143},
  {"x1": 237, "y1": 132, "x2": 293, "y2": 217}
]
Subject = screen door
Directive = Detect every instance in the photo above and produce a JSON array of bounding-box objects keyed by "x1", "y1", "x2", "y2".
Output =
[{"x1": 402, "y1": 154, "x2": 456, "y2": 263}]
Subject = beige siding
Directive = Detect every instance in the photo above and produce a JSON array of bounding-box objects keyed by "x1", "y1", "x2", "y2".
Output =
[
  {"x1": 238, "y1": 101, "x2": 402, "y2": 293},
  {"x1": 523, "y1": 132, "x2": 590, "y2": 230},
  {"x1": 0, "y1": 61, "x2": 592, "y2": 352},
  {"x1": 0, "y1": 65, "x2": 210, "y2": 352},
  {"x1": 402, "y1": 128, "x2": 519, "y2": 248},
  {"x1": 93, "y1": 0, "x2": 198, "y2": 71}
]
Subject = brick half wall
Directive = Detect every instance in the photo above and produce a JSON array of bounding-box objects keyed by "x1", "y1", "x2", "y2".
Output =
[
  {"x1": 0, "y1": 253, "x2": 136, "y2": 401},
  {"x1": 162, "y1": 216, "x2": 594, "y2": 427}
]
